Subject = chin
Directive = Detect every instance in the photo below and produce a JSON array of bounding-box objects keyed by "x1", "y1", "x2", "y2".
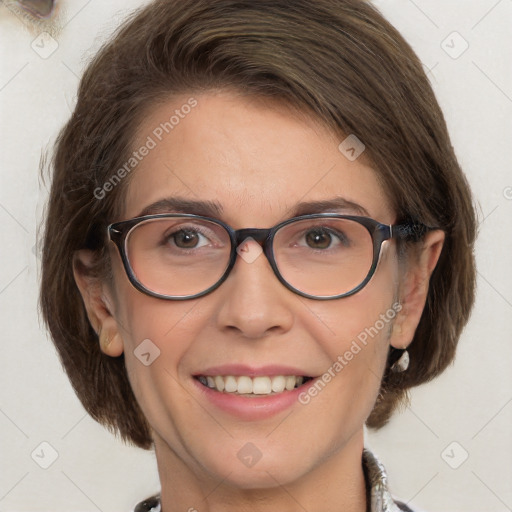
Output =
[{"x1": 195, "y1": 440, "x2": 314, "y2": 489}]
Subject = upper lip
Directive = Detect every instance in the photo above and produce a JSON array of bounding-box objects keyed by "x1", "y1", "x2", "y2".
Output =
[{"x1": 193, "y1": 364, "x2": 315, "y2": 378}]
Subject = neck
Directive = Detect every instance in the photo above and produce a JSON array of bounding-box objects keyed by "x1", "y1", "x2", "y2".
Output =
[{"x1": 153, "y1": 429, "x2": 368, "y2": 512}]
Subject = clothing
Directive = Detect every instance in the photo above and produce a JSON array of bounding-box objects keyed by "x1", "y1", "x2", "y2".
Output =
[
  {"x1": 362, "y1": 448, "x2": 414, "y2": 512},
  {"x1": 133, "y1": 448, "x2": 414, "y2": 512}
]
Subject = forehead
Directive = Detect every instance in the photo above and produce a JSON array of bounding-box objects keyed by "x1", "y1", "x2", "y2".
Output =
[{"x1": 122, "y1": 91, "x2": 394, "y2": 226}]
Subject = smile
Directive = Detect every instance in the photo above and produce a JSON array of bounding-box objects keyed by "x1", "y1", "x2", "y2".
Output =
[{"x1": 195, "y1": 375, "x2": 313, "y2": 396}]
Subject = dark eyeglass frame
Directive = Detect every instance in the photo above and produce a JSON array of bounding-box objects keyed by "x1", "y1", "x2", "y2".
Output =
[{"x1": 108, "y1": 213, "x2": 431, "y2": 301}]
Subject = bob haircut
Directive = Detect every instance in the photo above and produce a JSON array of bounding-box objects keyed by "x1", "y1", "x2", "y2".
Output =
[{"x1": 40, "y1": 0, "x2": 476, "y2": 449}]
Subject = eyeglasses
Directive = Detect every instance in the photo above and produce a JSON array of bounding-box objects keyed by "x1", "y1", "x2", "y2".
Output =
[{"x1": 108, "y1": 213, "x2": 428, "y2": 301}]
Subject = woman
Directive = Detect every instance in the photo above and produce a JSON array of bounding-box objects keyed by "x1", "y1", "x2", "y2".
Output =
[{"x1": 40, "y1": 0, "x2": 476, "y2": 510}]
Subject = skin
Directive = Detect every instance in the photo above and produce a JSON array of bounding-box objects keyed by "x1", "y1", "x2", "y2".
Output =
[{"x1": 74, "y1": 91, "x2": 444, "y2": 512}]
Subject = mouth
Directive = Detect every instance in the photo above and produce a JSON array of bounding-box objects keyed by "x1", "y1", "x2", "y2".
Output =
[{"x1": 194, "y1": 374, "x2": 314, "y2": 397}]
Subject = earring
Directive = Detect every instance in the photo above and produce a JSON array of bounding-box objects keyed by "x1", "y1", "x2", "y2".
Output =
[{"x1": 390, "y1": 349, "x2": 409, "y2": 373}]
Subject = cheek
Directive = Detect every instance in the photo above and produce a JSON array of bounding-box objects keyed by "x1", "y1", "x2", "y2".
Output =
[
  {"x1": 113, "y1": 290, "x2": 212, "y2": 451},
  {"x1": 301, "y1": 248, "x2": 399, "y2": 366},
  {"x1": 116, "y1": 293, "x2": 209, "y2": 382},
  {"x1": 295, "y1": 248, "x2": 399, "y2": 417},
  {"x1": 109, "y1": 258, "x2": 208, "y2": 407},
  {"x1": 109, "y1": 250, "x2": 206, "y2": 351},
  {"x1": 294, "y1": 293, "x2": 397, "y2": 453}
]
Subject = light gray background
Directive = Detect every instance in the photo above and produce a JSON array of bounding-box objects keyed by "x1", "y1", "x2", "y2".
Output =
[{"x1": 0, "y1": 1, "x2": 511, "y2": 511}]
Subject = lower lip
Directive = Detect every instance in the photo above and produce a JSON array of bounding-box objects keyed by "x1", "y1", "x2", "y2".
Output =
[{"x1": 192, "y1": 378, "x2": 315, "y2": 421}]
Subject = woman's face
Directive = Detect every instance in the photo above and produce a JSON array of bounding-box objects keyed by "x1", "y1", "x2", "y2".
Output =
[{"x1": 105, "y1": 92, "x2": 404, "y2": 488}]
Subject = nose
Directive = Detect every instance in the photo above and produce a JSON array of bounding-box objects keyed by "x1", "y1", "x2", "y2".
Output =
[{"x1": 214, "y1": 236, "x2": 294, "y2": 339}]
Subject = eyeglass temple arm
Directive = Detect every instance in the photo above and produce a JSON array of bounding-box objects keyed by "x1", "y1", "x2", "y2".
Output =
[{"x1": 390, "y1": 222, "x2": 432, "y2": 241}]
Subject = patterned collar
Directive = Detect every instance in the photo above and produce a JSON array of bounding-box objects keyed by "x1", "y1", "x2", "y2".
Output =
[
  {"x1": 363, "y1": 448, "x2": 413, "y2": 512},
  {"x1": 133, "y1": 448, "x2": 412, "y2": 512}
]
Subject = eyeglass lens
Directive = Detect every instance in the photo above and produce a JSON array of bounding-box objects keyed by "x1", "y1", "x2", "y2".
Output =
[{"x1": 125, "y1": 216, "x2": 374, "y2": 298}]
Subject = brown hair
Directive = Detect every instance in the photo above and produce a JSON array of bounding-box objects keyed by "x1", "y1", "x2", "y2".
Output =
[{"x1": 40, "y1": 0, "x2": 476, "y2": 449}]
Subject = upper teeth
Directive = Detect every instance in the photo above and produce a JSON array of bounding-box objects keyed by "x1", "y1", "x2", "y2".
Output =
[{"x1": 197, "y1": 375, "x2": 305, "y2": 395}]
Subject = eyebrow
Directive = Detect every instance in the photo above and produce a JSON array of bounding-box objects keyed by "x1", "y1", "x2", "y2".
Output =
[
  {"x1": 137, "y1": 196, "x2": 369, "y2": 219},
  {"x1": 291, "y1": 197, "x2": 369, "y2": 217},
  {"x1": 137, "y1": 197, "x2": 223, "y2": 218}
]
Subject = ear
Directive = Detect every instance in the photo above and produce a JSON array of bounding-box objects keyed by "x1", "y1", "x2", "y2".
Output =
[
  {"x1": 73, "y1": 249, "x2": 124, "y2": 357},
  {"x1": 390, "y1": 230, "x2": 445, "y2": 349}
]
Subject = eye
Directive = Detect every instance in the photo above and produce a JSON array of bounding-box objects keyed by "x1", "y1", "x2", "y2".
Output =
[
  {"x1": 305, "y1": 228, "x2": 334, "y2": 249},
  {"x1": 168, "y1": 228, "x2": 210, "y2": 249},
  {"x1": 301, "y1": 227, "x2": 350, "y2": 250}
]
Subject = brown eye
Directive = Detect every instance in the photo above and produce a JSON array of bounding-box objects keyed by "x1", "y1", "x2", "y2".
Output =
[
  {"x1": 173, "y1": 229, "x2": 201, "y2": 249},
  {"x1": 305, "y1": 229, "x2": 332, "y2": 250}
]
